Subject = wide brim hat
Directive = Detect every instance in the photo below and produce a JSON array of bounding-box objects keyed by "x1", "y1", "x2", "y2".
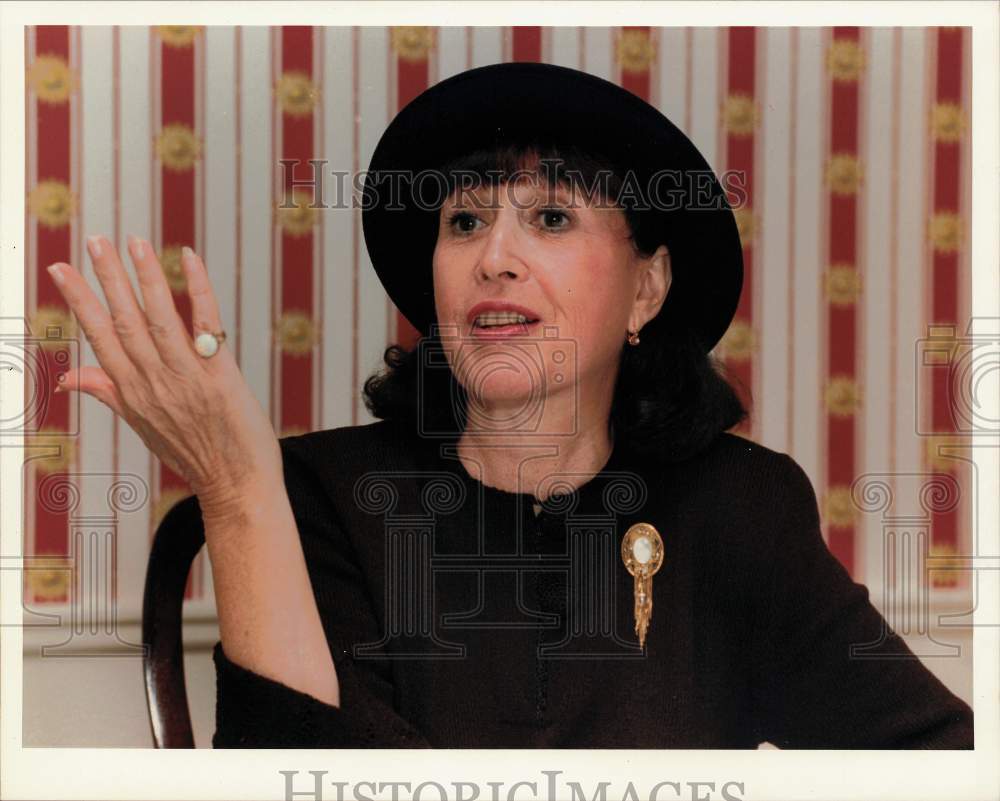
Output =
[{"x1": 362, "y1": 62, "x2": 743, "y2": 354}]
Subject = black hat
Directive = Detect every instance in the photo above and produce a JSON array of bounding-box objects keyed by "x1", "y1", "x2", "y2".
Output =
[{"x1": 362, "y1": 62, "x2": 743, "y2": 354}]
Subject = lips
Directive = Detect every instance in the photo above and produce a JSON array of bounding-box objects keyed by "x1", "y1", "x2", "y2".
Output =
[
  {"x1": 466, "y1": 300, "x2": 542, "y2": 324},
  {"x1": 466, "y1": 301, "x2": 541, "y2": 339},
  {"x1": 469, "y1": 320, "x2": 541, "y2": 339}
]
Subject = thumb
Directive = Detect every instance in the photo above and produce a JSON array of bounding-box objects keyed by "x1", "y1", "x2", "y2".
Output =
[{"x1": 56, "y1": 366, "x2": 127, "y2": 418}]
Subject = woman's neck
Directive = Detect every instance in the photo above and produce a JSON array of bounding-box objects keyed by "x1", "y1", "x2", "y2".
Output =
[{"x1": 456, "y1": 417, "x2": 614, "y2": 501}]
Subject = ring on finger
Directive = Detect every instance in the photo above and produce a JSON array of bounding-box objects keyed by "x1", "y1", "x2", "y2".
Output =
[{"x1": 193, "y1": 329, "x2": 227, "y2": 358}]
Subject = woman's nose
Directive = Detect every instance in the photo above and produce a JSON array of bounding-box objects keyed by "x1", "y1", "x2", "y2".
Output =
[
  {"x1": 479, "y1": 260, "x2": 523, "y2": 282},
  {"x1": 476, "y1": 214, "x2": 527, "y2": 283}
]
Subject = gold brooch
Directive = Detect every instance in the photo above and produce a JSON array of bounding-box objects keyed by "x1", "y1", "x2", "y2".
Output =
[{"x1": 621, "y1": 522, "x2": 665, "y2": 649}]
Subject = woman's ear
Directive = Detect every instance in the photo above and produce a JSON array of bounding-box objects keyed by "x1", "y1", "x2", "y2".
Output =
[{"x1": 630, "y1": 244, "x2": 672, "y2": 331}]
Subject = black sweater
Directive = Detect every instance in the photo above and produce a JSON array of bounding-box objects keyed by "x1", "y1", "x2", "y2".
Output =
[{"x1": 205, "y1": 420, "x2": 973, "y2": 748}]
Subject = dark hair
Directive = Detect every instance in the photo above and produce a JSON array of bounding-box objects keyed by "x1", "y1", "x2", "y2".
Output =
[{"x1": 363, "y1": 143, "x2": 749, "y2": 465}]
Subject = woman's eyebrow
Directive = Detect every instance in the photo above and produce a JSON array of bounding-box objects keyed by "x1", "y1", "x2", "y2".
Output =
[
  {"x1": 535, "y1": 181, "x2": 581, "y2": 207},
  {"x1": 442, "y1": 180, "x2": 579, "y2": 211},
  {"x1": 446, "y1": 185, "x2": 497, "y2": 209}
]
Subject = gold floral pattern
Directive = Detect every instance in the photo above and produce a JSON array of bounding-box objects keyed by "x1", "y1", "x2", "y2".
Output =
[
  {"x1": 925, "y1": 434, "x2": 968, "y2": 473},
  {"x1": 722, "y1": 93, "x2": 758, "y2": 137},
  {"x1": 824, "y1": 264, "x2": 862, "y2": 307},
  {"x1": 276, "y1": 71, "x2": 319, "y2": 117},
  {"x1": 29, "y1": 305, "x2": 75, "y2": 350},
  {"x1": 26, "y1": 54, "x2": 78, "y2": 103},
  {"x1": 922, "y1": 328, "x2": 959, "y2": 366},
  {"x1": 158, "y1": 245, "x2": 188, "y2": 293},
  {"x1": 25, "y1": 428, "x2": 76, "y2": 475},
  {"x1": 276, "y1": 311, "x2": 318, "y2": 356},
  {"x1": 156, "y1": 26, "x2": 203, "y2": 48},
  {"x1": 616, "y1": 29, "x2": 656, "y2": 73},
  {"x1": 718, "y1": 319, "x2": 756, "y2": 362},
  {"x1": 27, "y1": 180, "x2": 77, "y2": 229},
  {"x1": 825, "y1": 375, "x2": 860, "y2": 417},
  {"x1": 826, "y1": 38, "x2": 865, "y2": 81},
  {"x1": 275, "y1": 187, "x2": 319, "y2": 237},
  {"x1": 390, "y1": 27, "x2": 435, "y2": 63},
  {"x1": 928, "y1": 542, "x2": 965, "y2": 589},
  {"x1": 930, "y1": 102, "x2": 966, "y2": 143},
  {"x1": 733, "y1": 207, "x2": 755, "y2": 247},
  {"x1": 155, "y1": 124, "x2": 202, "y2": 172},
  {"x1": 24, "y1": 555, "x2": 73, "y2": 600},
  {"x1": 928, "y1": 212, "x2": 962, "y2": 253},
  {"x1": 825, "y1": 154, "x2": 862, "y2": 195},
  {"x1": 824, "y1": 485, "x2": 856, "y2": 528}
]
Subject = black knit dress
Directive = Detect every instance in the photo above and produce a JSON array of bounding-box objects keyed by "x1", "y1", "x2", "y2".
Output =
[{"x1": 202, "y1": 420, "x2": 973, "y2": 749}]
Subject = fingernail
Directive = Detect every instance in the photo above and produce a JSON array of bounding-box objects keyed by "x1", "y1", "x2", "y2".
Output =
[
  {"x1": 46, "y1": 263, "x2": 66, "y2": 285},
  {"x1": 86, "y1": 235, "x2": 102, "y2": 260},
  {"x1": 128, "y1": 234, "x2": 145, "y2": 260},
  {"x1": 54, "y1": 374, "x2": 65, "y2": 393},
  {"x1": 181, "y1": 246, "x2": 195, "y2": 264}
]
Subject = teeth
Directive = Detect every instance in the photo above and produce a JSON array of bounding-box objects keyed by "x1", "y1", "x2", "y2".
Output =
[{"x1": 474, "y1": 311, "x2": 532, "y2": 328}]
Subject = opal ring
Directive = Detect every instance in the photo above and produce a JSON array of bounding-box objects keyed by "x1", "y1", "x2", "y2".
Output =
[{"x1": 194, "y1": 329, "x2": 227, "y2": 358}]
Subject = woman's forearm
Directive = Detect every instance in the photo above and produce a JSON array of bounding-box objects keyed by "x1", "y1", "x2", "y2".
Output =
[
  {"x1": 200, "y1": 481, "x2": 341, "y2": 708},
  {"x1": 43, "y1": 237, "x2": 331, "y2": 702}
]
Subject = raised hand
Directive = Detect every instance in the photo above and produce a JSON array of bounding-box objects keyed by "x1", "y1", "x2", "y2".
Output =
[{"x1": 46, "y1": 235, "x2": 282, "y2": 517}]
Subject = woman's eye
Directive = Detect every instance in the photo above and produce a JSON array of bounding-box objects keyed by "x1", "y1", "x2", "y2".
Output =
[
  {"x1": 537, "y1": 208, "x2": 571, "y2": 230},
  {"x1": 446, "y1": 211, "x2": 482, "y2": 234}
]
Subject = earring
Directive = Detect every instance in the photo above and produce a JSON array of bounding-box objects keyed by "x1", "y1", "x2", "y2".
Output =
[{"x1": 627, "y1": 329, "x2": 640, "y2": 346}]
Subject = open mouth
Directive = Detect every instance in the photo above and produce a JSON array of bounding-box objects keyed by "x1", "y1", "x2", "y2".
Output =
[{"x1": 471, "y1": 312, "x2": 540, "y2": 337}]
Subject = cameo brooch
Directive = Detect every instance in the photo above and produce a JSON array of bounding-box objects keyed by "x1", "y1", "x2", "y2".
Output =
[{"x1": 620, "y1": 522, "x2": 665, "y2": 649}]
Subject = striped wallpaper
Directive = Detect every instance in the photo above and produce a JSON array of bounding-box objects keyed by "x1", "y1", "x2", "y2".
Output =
[{"x1": 23, "y1": 26, "x2": 972, "y2": 624}]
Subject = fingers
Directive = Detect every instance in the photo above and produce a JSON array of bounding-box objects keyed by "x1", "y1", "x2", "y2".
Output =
[
  {"x1": 182, "y1": 247, "x2": 239, "y2": 378},
  {"x1": 181, "y1": 246, "x2": 230, "y2": 368},
  {"x1": 49, "y1": 235, "x2": 228, "y2": 402},
  {"x1": 105, "y1": 235, "x2": 197, "y2": 373},
  {"x1": 46, "y1": 261, "x2": 137, "y2": 389},
  {"x1": 84, "y1": 235, "x2": 167, "y2": 374},
  {"x1": 56, "y1": 365, "x2": 127, "y2": 418}
]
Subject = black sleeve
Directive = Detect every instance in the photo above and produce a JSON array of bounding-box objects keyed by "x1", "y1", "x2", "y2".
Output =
[
  {"x1": 211, "y1": 438, "x2": 432, "y2": 748},
  {"x1": 751, "y1": 454, "x2": 974, "y2": 749}
]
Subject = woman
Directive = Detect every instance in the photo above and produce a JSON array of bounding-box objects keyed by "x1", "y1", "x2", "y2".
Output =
[{"x1": 46, "y1": 63, "x2": 973, "y2": 748}]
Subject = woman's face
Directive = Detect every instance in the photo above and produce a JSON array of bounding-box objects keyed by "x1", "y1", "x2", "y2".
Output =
[{"x1": 432, "y1": 173, "x2": 670, "y2": 429}]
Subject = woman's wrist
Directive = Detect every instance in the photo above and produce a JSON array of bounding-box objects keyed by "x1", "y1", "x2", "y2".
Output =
[{"x1": 197, "y1": 472, "x2": 290, "y2": 533}]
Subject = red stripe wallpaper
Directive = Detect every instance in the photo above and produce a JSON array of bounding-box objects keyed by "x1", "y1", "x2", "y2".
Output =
[
  {"x1": 150, "y1": 25, "x2": 204, "y2": 600},
  {"x1": 392, "y1": 27, "x2": 431, "y2": 351},
  {"x1": 925, "y1": 27, "x2": 968, "y2": 582},
  {"x1": 26, "y1": 25, "x2": 76, "y2": 604},
  {"x1": 21, "y1": 26, "x2": 975, "y2": 616},
  {"x1": 276, "y1": 26, "x2": 320, "y2": 437},
  {"x1": 822, "y1": 26, "x2": 864, "y2": 574},
  {"x1": 720, "y1": 27, "x2": 759, "y2": 439}
]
